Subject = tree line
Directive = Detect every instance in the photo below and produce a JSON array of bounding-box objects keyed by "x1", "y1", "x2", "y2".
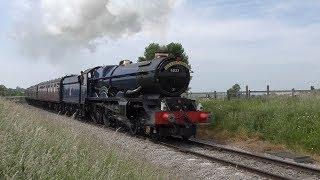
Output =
[{"x1": 0, "y1": 85, "x2": 25, "y2": 96}]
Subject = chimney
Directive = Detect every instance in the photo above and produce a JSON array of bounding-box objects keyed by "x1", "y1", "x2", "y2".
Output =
[{"x1": 155, "y1": 51, "x2": 169, "y2": 59}]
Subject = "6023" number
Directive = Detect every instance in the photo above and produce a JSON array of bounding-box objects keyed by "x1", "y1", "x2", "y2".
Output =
[{"x1": 170, "y1": 68, "x2": 180, "y2": 73}]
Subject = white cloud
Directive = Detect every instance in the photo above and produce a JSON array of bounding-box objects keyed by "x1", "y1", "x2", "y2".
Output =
[
  {"x1": 168, "y1": 13, "x2": 320, "y2": 64},
  {"x1": 164, "y1": 1, "x2": 320, "y2": 91}
]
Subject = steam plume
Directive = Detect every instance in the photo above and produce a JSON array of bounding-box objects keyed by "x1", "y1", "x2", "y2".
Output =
[{"x1": 11, "y1": 0, "x2": 176, "y2": 59}]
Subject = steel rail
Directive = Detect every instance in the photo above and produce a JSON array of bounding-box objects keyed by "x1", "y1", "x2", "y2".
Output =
[
  {"x1": 157, "y1": 141, "x2": 292, "y2": 180},
  {"x1": 189, "y1": 138, "x2": 320, "y2": 176}
]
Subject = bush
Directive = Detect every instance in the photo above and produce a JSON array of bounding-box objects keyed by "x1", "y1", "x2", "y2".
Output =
[{"x1": 0, "y1": 85, "x2": 24, "y2": 97}]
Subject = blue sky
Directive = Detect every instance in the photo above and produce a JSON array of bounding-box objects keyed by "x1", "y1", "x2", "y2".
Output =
[{"x1": 1, "y1": 0, "x2": 320, "y2": 91}]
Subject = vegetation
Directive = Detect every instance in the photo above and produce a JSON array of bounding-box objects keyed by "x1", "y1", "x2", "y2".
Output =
[
  {"x1": 138, "y1": 42, "x2": 189, "y2": 63},
  {"x1": 201, "y1": 96, "x2": 320, "y2": 155},
  {"x1": 227, "y1": 84, "x2": 241, "y2": 98},
  {"x1": 0, "y1": 85, "x2": 24, "y2": 96},
  {"x1": 0, "y1": 99, "x2": 164, "y2": 179}
]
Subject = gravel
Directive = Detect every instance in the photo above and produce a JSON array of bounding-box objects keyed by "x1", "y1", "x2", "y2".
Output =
[
  {"x1": 24, "y1": 105, "x2": 263, "y2": 179},
  {"x1": 169, "y1": 141, "x2": 320, "y2": 179}
]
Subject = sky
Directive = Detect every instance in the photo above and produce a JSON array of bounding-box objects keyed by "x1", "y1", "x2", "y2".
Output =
[{"x1": 0, "y1": 0, "x2": 320, "y2": 92}]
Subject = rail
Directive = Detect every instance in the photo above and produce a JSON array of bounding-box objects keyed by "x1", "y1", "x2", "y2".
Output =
[
  {"x1": 190, "y1": 138, "x2": 320, "y2": 175},
  {"x1": 155, "y1": 138, "x2": 320, "y2": 180}
]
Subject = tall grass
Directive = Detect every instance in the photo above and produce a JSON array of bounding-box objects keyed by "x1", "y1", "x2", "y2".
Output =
[
  {"x1": 202, "y1": 96, "x2": 320, "y2": 154},
  {"x1": 0, "y1": 99, "x2": 164, "y2": 179}
]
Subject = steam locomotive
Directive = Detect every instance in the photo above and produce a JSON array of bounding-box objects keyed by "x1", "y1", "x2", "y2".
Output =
[{"x1": 26, "y1": 52, "x2": 210, "y2": 139}]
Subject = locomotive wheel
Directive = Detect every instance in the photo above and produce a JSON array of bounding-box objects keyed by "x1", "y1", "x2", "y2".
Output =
[
  {"x1": 102, "y1": 113, "x2": 111, "y2": 127},
  {"x1": 93, "y1": 106, "x2": 103, "y2": 124},
  {"x1": 129, "y1": 121, "x2": 140, "y2": 135},
  {"x1": 94, "y1": 110, "x2": 101, "y2": 124}
]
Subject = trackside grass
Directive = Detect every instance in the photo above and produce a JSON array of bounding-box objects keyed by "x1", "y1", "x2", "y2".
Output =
[
  {"x1": 201, "y1": 96, "x2": 320, "y2": 155},
  {"x1": 0, "y1": 99, "x2": 164, "y2": 179}
]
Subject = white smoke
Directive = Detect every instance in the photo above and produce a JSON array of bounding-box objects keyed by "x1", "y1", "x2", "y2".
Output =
[{"x1": 11, "y1": 0, "x2": 177, "y2": 60}]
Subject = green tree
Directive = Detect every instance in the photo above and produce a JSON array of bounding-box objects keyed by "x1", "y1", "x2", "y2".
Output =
[
  {"x1": 166, "y1": 42, "x2": 189, "y2": 62},
  {"x1": 228, "y1": 84, "x2": 241, "y2": 98},
  {"x1": 0, "y1": 85, "x2": 25, "y2": 97},
  {"x1": 138, "y1": 43, "x2": 161, "y2": 62},
  {"x1": 231, "y1": 84, "x2": 241, "y2": 92},
  {"x1": 139, "y1": 42, "x2": 189, "y2": 63},
  {"x1": 0, "y1": 85, "x2": 6, "y2": 96}
]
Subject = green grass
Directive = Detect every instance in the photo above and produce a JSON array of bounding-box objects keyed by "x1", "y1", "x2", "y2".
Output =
[
  {"x1": 0, "y1": 99, "x2": 165, "y2": 179},
  {"x1": 201, "y1": 96, "x2": 320, "y2": 154}
]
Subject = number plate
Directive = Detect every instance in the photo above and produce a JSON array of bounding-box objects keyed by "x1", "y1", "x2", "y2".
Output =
[{"x1": 170, "y1": 68, "x2": 180, "y2": 73}]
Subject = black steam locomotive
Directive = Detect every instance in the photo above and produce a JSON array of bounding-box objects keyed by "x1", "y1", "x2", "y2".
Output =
[{"x1": 26, "y1": 53, "x2": 210, "y2": 139}]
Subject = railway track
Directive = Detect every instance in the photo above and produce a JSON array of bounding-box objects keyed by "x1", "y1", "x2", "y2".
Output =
[{"x1": 156, "y1": 138, "x2": 320, "y2": 180}]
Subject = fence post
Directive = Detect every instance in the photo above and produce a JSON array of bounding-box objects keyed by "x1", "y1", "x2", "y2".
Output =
[
  {"x1": 292, "y1": 88, "x2": 295, "y2": 97},
  {"x1": 214, "y1": 91, "x2": 217, "y2": 99},
  {"x1": 248, "y1": 90, "x2": 251, "y2": 99},
  {"x1": 246, "y1": 85, "x2": 249, "y2": 99},
  {"x1": 311, "y1": 86, "x2": 315, "y2": 94},
  {"x1": 227, "y1": 90, "x2": 230, "y2": 100},
  {"x1": 267, "y1": 85, "x2": 270, "y2": 97}
]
